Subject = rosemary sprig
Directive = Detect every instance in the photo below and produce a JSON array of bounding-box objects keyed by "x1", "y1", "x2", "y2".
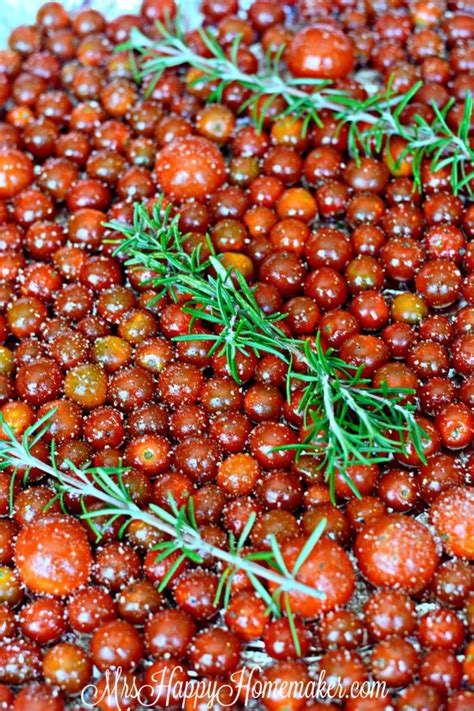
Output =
[
  {"x1": 0, "y1": 411, "x2": 327, "y2": 653},
  {"x1": 121, "y1": 16, "x2": 474, "y2": 194},
  {"x1": 280, "y1": 338, "x2": 423, "y2": 503},
  {"x1": 109, "y1": 201, "x2": 427, "y2": 495}
]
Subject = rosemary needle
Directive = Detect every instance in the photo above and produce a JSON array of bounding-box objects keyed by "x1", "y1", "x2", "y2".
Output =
[
  {"x1": 120, "y1": 16, "x2": 474, "y2": 195},
  {"x1": 108, "y1": 199, "x2": 428, "y2": 500}
]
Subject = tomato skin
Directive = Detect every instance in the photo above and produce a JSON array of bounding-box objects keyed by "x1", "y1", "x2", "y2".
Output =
[
  {"x1": 155, "y1": 136, "x2": 226, "y2": 200},
  {"x1": 0, "y1": 148, "x2": 33, "y2": 199},
  {"x1": 287, "y1": 25, "x2": 355, "y2": 80},
  {"x1": 355, "y1": 514, "x2": 439, "y2": 593},
  {"x1": 15, "y1": 514, "x2": 92, "y2": 596},
  {"x1": 436, "y1": 402, "x2": 474, "y2": 450},
  {"x1": 141, "y1": 0, "x2": 177, "y2": 22},
  {"x1": 430, "y1": 486, "x2": 474, "y2": 559},
  {"x1": 268, "y1": 536, "x2": 355, "y2": 616},
  {"x1": 0, "y1": 637, "x2": 42, "y2": 685}
]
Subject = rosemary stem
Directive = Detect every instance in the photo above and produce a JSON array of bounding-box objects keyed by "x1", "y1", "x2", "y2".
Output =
[{"x1": 320, "y1": 372, "x2": 350, "y2": 462}]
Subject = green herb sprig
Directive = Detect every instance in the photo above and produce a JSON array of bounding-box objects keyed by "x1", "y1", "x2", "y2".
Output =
[
  {"x1": 121, "y1": 16, "x2": 474, "y2": 194},
  {"x1": 109, "y1": 200, "x2": 427, "y2": 498},
  {"x1": 0, "y1": 410, "x2": 326, "y2": 656}
]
